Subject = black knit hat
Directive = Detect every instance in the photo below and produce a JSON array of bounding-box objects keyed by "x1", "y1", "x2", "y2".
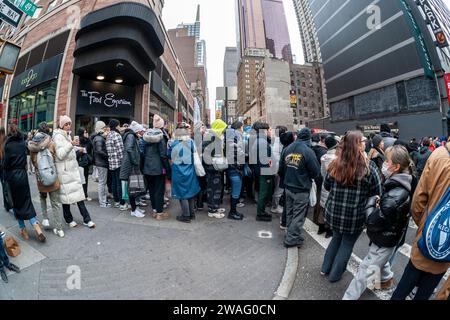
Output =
[
  {"x1": 325, "y1": 136, "x2": 338, "y2": 149},
  {"x1": 109, "y1": 119, "x2": 120, "y2": 130},
  {"x1": 371, "y1": 134, "x2": 383, "y2": 148},
  {"x1": 297, "y1": 128, "x2": 312, "y2": 142}
]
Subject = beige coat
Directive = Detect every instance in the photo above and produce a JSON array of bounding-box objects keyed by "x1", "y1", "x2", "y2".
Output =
[
  {"x1": 52, "y1": 129, "x2": 86, "y2": 205},
  {"x1": 411, "y1": 146, "x2": 450, "y2": 275}
]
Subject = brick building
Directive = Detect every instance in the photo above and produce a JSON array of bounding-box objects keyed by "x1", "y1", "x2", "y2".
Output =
[{"x1": 0, "y1": 0, "x2": 195, "y2": 134}]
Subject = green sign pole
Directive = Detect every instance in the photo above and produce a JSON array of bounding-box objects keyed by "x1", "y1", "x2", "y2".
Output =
[{"x1": 7, "y1": 0, "x2": 37, "y2": 17}]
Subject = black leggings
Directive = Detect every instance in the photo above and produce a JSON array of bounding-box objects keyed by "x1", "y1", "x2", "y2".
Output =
[
  {"x1": 63, "y1": 201, "x2": 91, "y2": 224},
  {"x1": 82, "y1": 166, "x2": 89, "y2": 198}
]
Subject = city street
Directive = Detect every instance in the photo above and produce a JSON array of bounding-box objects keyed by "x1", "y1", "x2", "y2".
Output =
[{"x1": 2, "y1": 175, "x2": 447, "y2": 300}]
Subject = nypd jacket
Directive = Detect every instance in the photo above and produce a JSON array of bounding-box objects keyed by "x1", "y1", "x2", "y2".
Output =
[{"x1": 278, "y1": 140, "x2": 320, "y2": 194}]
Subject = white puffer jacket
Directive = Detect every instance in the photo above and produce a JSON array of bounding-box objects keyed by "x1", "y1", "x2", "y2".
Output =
[{"x1": 53, "y1": 129, "x2": 86, "y2": 204}]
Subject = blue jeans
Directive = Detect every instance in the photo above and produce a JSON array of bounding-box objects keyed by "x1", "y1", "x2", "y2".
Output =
[
  {"x1": 321, "y1": 230, "x2": 361, "y2": 282},
  {"x1": 391, "y1": 260, "x2": 446, "y2": 300},
  {"x1": 18, "y1": 217, "x2": 39, "y2": 229},
  {"x1": 0, "y1": 242, "x2": 10, "y2": 268},
  {"x1": 228, "y1": 173, "x2": 243, "y2": 200}
]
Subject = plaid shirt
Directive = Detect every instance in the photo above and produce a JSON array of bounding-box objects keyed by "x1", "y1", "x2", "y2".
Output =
[
  {"x1": 324, "y1": 161, "x2": 383, "y2": 234},
  {"x1": 106, "y1": 131, "x2": 124, "y2": 171}
]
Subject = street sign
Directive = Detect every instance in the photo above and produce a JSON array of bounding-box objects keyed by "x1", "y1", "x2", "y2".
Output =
[
  {"x1": 0, "y1": 0, "x2": 23, "y2": 28},
  {"x1": 7, "y1": 0, "x2": 37, "y2": 17}
]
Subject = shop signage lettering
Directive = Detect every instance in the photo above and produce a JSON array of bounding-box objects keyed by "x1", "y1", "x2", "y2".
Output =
[
  {"x1": 416, "y1": 0, "x2": 448, "y2": 48},
  {"x1": 76, "y1": 79, "x2": 135, "y2": 117},
  {"x1": 80, "y1": 90, "x2": 132, "y2": 109},
  {"x1": 20, "y1": 69, "x2": 38, "y2": 87},
  {"x1": 399, "y1": 0, "x2": 434, "y2": 78}
]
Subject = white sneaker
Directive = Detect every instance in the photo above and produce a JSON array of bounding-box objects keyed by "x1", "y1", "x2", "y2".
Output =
[
  {"x1": 41, "y1": 219, "x2": 50, "y2": 229},
  {"x1": 164, "y1": 196, "x2": 170, "y2": 202},
  {"x1": 8, "y1": 209, "x2": 14, "y2": 215},
  {"x1": 119, "y1": 204, "x2": 129, "y2": 211},
  {"x1": 237, "y1": 202, "x2": 245, "y2": 208},
  {"x1": 208, "y1": 212, "x2": 225, "y2": 219},
  {"x1": 100, "y1": 203, "x2": 112, "y2": 208},
  {"x1": 114, "y1": 202, "x2": 121, "y2": 208},
  {"x1": 86, "y1": 197, "x2": 93, "y2": 202},
  {"x1": 131, "y1": 211, "x2": 145, "y2": 218},
  {"x1": 217, "y1": 208, "x2": 226, "y2": 213},
  {"x1": 163, "y1": 203, "x2": 169, "y2": 209},
  {"x1": 136, "y1": 208, "x2": 146, "y2": 214},
  {"x1": 145, "y1": 194, "x2": 151, "y2": 200},
  {"x1": 83, "y1": 221, "x2": 96, "y2": 229},
  {"x1": 271, "y1": 206, "x2": 283, "y2": 214},
  {"x1": 53, "y1": 229, "x2": 65, "y2": 238},
  {"x1": 68, "y1": 221, "x2": 78, "y2": 228},
  {"x1": 153, "y1": 209, "x2": 157, "y2": 213}
]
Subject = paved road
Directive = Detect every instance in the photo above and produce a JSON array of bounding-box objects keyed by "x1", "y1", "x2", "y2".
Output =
[
  {"x1": 2, "y1": 174, "x2": 448, "y2": 300},
  {"x1": 288, "y1": 211, "x2": 449, "y2": 300},
  {"x1": 0, "y1": 175, "x2": 286, "y2": 300}
]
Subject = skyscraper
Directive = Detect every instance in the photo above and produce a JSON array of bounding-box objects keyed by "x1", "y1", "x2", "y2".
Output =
[
  {"x1": 177, "y1": 5, "x2": 206, "y2": 67},
  {"x1": 224, "y1": 47, "x2": 240, "y2": 87},
  {"x1": 237, "y1": 0, "x2": 293, "y2": 63},
  {"x1": 292, "y1": 0, "x2": 322, "y2": 63}
]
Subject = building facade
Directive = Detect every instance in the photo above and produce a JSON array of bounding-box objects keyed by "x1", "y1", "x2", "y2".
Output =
[
  {"x1": 306, "y1": 0, "x2": 450, "y2": 138},
  {"x1": 292, "y1": 0, "x2": 322, "y2": 63},
  {"x1": 224, "y1": 47, "x2": 240, "y2": 87},
  {"x1": 177, "y1": 5, "x2": 206, "y2": 67},
  {"x1": 237, "y1": 0, "x2": 293, "y2": 63},
  {"x1": 237, "y1": 48, "x2": 268, "y2": 116},
  {"x1": 0, "y1": 0, "x2": 196, "y2": 135},
  {"x1": 252, "y1": 58, "x2": 292, "y2": 129},
  {"x1": 290, "y1": 63, "x2": 328, "y2": 130}
]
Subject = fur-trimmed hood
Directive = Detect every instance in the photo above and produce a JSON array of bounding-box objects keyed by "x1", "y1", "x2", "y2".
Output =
[
  {"x1": 143, "y1": 129, "x2": 163, "y2": 144},
  {"x1": 27, "y1": 133, "x2": 51, "y2": 153}
]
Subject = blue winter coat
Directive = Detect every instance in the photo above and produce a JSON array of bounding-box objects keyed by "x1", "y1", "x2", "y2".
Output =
[{"x1": 168, "y1": 138, "x2": 200, "y2": 200}]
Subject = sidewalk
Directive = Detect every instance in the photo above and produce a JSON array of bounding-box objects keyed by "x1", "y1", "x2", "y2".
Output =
[{"x1": 0, "y1": 177, "x2": 287, "y2": 300}]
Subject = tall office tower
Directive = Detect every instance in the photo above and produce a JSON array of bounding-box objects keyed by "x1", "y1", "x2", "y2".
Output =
[
  {"x1": 237, "y1": 0, "x2": 293, "y2": 63},
  {"x1": 177, "y1": 5, "x2": 207, "y2": 67},
  {"x1": 292, "y1": 0, "x2": 322, "y2": 63},
  {"x1": 224, "y1": 47, "x2": 240, "y2": 87}
]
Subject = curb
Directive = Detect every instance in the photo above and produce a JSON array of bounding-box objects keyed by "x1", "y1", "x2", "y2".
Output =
[{"x1": 273, "y1": 247, "x2": 299, "y2": 300}]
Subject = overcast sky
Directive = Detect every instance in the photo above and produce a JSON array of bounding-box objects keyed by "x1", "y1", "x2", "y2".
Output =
[{"x1": 162, "y1": 0, "x2": 450, "y2": 121}]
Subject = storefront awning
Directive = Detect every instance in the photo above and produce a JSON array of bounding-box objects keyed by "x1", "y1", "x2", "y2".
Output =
[{"x1": 73, "y1": 2, "x2": 165, "y2": 86}]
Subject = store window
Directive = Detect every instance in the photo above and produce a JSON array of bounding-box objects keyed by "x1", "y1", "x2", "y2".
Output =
[{"x1": 8, "y1": 81, "x2": 56, "y2": 133}]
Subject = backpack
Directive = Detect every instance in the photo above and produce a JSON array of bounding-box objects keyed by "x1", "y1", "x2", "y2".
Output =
[
  {"x1": 417, "y1": 187, "x2": 450, "y2": 263},
  {"x1": 37, "y1": 148, "x2": 58, "y2": 186}
]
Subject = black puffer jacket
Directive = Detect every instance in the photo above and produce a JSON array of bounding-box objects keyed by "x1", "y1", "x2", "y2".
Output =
[
  {"x1": 91, "y1": 133, "x2": 108, "y2": 169},
  {"x1": 224, "y1": 128, "x2": 245, "y2": 175},
  {"x1": 366, "y1": 173, "x2": 412, "y2": 248},
  {"x1": 143, "y1": 129, "x2": 169, "y2": 176},
  {"x1": 413, "y1": 146, "x2": 432, "y2": 179}
]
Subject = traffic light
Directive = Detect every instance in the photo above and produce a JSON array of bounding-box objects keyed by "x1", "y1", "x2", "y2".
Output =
[{"x1": 0, "y1": 39, "x2": 21, "y2": 75}]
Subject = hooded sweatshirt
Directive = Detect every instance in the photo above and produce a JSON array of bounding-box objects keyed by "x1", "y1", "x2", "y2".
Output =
[{"x1": 414, "y1": 146, "x2": 432, "y2": 179}]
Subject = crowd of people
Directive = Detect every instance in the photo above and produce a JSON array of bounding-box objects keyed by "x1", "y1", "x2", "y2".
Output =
[{"x1": 0, "y1": 116, "x2": 448, "y2": 301}]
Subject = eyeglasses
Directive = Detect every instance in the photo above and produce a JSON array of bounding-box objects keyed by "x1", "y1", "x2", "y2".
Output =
[{"x1": 64, "y1": 123, "x2": 71, "y2": 127}]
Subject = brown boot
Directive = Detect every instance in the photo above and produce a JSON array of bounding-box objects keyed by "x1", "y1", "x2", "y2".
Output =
[
  {"x1": 33, "y1": 223, "x2": 46, "y2": 243},
  {"x1": 155, "y1": 212, "x2": 170, "y2": 221},
  {"x1": 380, "y1": 278, "x2": 395, "y2": 290},
  {"x1": 19, "y1": 228, "x2": 29, "y2": 241}
]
